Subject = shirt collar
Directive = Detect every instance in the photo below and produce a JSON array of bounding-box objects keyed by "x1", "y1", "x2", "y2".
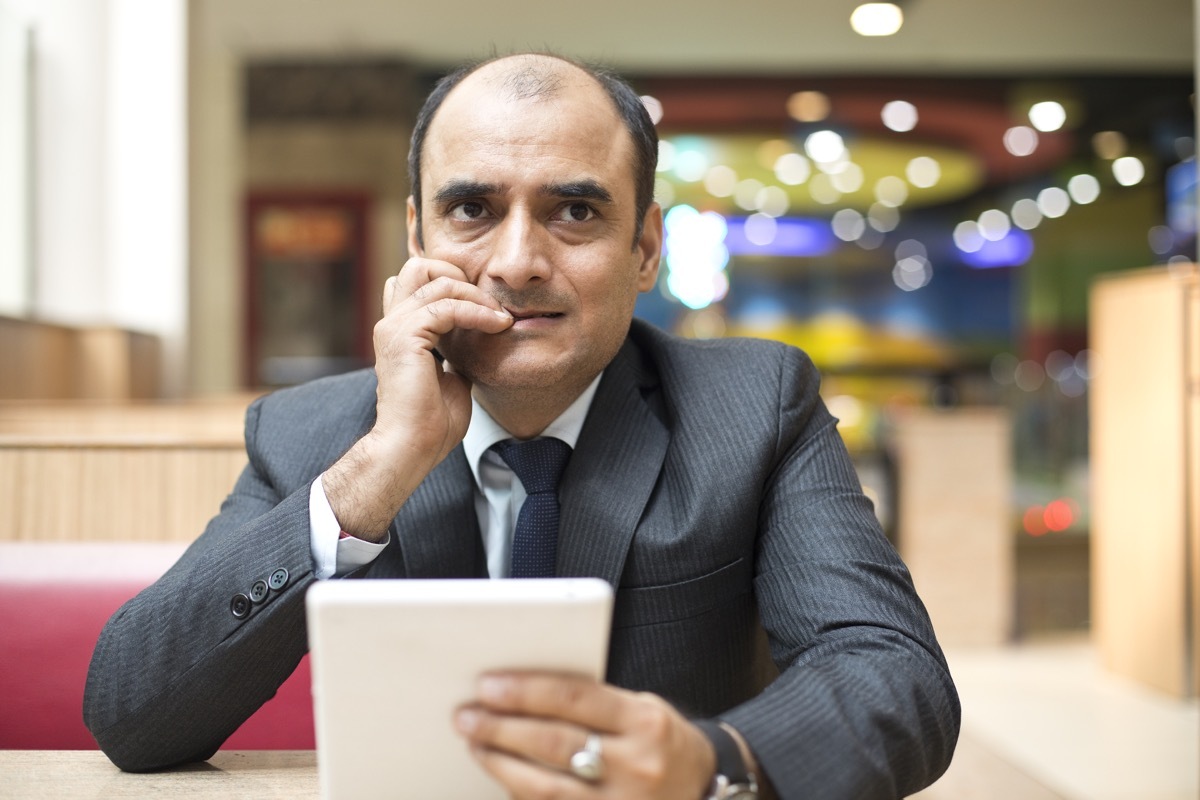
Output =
[{"x1": 462, "y1": 372, "x2": 603, "y2": 489}]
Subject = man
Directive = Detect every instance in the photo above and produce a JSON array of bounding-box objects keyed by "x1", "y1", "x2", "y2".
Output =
[{"x1": 85, "y1": 53, "x2": 959, "y2": 799}]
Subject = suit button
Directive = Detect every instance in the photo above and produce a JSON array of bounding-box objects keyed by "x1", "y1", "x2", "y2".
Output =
[
  {"x1": 230, "y1": 593, "x2": 251, "y2": 619},
  {"x1": 249, "y1": 580, "x2": 269, "y2": 604},
  {"x1": 268, "y1": 568, "x2": 289, "y2": 591}
]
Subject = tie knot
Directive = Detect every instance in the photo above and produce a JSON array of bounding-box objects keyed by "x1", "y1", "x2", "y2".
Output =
[{"x1": 493, "y1": 437, "x2": 572, "y2": 495}]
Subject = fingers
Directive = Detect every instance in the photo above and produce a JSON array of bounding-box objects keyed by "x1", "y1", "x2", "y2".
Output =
[
  {"x1": 467, "y1": 741, "x2": 598, "y2": 799},
  {"x1": 455, "y1": 678, "x2": 716, "y2": 800},
  {"x1": 474, "y1": 673, "x2": 632, "y2": 734},
  {"x1": 456, "y1": 706, "x2": 589, "y2": 773},
  {"x1": 379, "y1": 258, "x2": 512, "y2": 346},
  {"x1": 387, "y1": 257, "x2": 505, "y2": 316}
]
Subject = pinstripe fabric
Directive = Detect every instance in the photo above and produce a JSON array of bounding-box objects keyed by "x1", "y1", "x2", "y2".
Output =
[{"x1": 83, "y1": 319, "x2": 959, "y2": 797}]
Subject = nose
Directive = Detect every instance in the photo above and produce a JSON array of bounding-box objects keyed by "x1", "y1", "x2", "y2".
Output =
[{"x1": 483, "y1": 208, "x2": 553, "y2": 290}]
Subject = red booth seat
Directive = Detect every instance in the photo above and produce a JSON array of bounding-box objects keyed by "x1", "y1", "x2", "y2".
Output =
[{"x1": 0, "y1": 542, "x2": 314, "y2": 750}]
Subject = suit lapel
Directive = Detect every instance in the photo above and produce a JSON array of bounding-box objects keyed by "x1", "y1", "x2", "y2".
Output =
[
  {"x1": 557, "y1": 336, "x2": 669, "y2": 587},
  {"x1": 391, "y1": 447, "x2": 487, "y2": 578}
]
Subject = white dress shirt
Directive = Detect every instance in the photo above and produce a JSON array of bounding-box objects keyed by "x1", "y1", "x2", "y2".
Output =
[{"x1": 309, "y1": 374, "x2": 602, "y2": 580}]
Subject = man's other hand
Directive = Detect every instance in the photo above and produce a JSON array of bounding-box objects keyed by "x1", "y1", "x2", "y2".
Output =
[{"x1": 455, "y1": 672, "x2": 716, "y2": 799}]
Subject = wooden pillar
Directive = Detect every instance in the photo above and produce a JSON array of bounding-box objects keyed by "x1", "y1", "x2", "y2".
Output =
[{"x1": 891, "y1": 408, "x2": 1014, "y2": 646}]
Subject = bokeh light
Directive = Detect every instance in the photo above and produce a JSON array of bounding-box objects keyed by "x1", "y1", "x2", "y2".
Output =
[
  {"x1": 1067, "y1": 174, "x2": 1101, "y2": 205},
  {"x1": 1148, "y1": 225, "x2": 1175, "y2": 255},
  {"x1": 808, "y1": 173, "x2": 842, "y2": 204},
  {"x1": 1011, "y1": 198, "x2": 1043, "y2": 230},
  {"x1": 734, "y1": 178, "x2": 764, "y2": 211},
  {"x1": 787, "y1": 91, "x2": 830, "y2": 122},
  {"x1": 1112, "y1": 156, "x2": 1145, "y2": 186},
  {"x1": 703, "y1": 166, "x2": 737, "y2": 198},
  {"x1": 906, "y1": 156, "x2": 940, "y2": 188},
  {"x1": 663, "y1": 205, "x2": 729, "y2": 310},
  {"x1": 756, "y1": 185, "x2": 790, "y2": 217},
  {"x1": 1092, "y1": 130, "x2": 1127, "y2": 160},
  {"x1": 656, "y1": 140, "x2": 675, "y2": 172},
  {"x1": 640, "y1": 95, "x2": 664, "y2": 125},
  {"x1": 1003, "y1": 126, "x2": 1039, "y2": 157},
  {"x1": 774, "y1": 152, "x2": 812, "y2": 185},
  {"x1": 831, "y1": 208, "x2": 867, "y2": 242},
  {"x1": 882, "y1": 100, "x2": 918, "y2": 132},
  {"x1": 1028, "y1": 101, "x2": 1066, "y2": 132},
  {"x1": 978, "y1": 209, "x2": 1011, "y2": 241},
  {"x1": 1014, "y1": 360, "x2": 1046, "y2": 391},
  {"x1": 874, "y1": 176, "x2": 908, "y2": 207},
  {"x1": 653, "y1": 177, "x2": 675, "y2": 207},
  {"x1": 805, "y1": 130, "x2": 847, "y2": 163},
  {"x1": 953, "y1": 220, "x2": 985, "y2": 253},
  {"x1": 744, "y1": 213, "x2": 778, "y2": 246},
  {"x1": 1037, "y1": 187, "x2": 1071, "y2": 218},
  {"x1": 674, "y1": 149, "x2": 709, "y2": 182},
  {"x1": 830, "y1": 162, "x2": 865, "y2": 193},
  {"x1": 1043, "y1": 499, "x2": 1074, "y2": 532},
  {"x1": 868, "y1": 203, "x2": 900, "y2": 232},
  {"x1": 850, "y1": 3, "x2": 904, "y2": 36},
  {"x1": 893, "y1": 256, "x2": 932, "y2": 291}
]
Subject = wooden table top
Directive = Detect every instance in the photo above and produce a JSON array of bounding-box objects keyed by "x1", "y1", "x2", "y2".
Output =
[{"x1": 0, "y1": 750, "x2": 318, "y2": 799}]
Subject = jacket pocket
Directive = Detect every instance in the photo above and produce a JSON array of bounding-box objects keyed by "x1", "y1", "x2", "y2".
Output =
[{"x1": 613, "y1": 557, "x2": 752, "y2": 629}]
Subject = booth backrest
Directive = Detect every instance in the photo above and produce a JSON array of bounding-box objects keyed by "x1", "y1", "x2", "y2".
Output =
[
  {"x1": 0, "y1": 542, "x2": 314, "y2": 750},
  {"x1": 0, "y1": 401, "x2": 254, "y2": 543}
]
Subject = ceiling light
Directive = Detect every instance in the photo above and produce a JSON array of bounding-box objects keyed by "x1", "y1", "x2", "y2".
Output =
[
  {"x1": 851, "y1": 3, "x2": 904, "y2": 36},
  {"x1": 1028, "y1": 101, "x2": 1066, "y2": 132}
]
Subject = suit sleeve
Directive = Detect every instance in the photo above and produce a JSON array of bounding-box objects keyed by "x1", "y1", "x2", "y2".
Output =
[
  {"x1": 83, "y1": 398, "x2": 320, "y2": 771},
  {"x1": 721, "y1": 349, "x2": 960, "y2": 799}
]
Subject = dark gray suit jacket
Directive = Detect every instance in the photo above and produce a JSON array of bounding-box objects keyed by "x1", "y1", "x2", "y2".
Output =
[{"x1": 85, "y1": 319, "x2": 959, "y2": 798}]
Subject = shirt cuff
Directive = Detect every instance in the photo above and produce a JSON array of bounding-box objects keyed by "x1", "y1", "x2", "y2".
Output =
[{"x1": 309, "y1": 473, "x2": 389, "y2": 580}]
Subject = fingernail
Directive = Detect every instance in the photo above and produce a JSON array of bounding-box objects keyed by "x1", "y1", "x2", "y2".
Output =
[
  {"x1": 494, "y1": 308, "x2": 512, "y2": 319},
  {"x1": 479, "y1": 675, "x2": 510, "y2": 702},
  {"x1": 455, "y1": 708, "x2": 480, "y2": 733}
]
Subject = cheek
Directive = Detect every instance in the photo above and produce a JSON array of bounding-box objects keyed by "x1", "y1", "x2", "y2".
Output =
[{"x1": 424, "y1": 237, "x2": 489, "y2": 278}]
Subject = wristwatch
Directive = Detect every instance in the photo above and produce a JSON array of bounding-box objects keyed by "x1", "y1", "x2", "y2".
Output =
[{"x1": 695, "y1": 720, "x2": 759, "y2": 800}]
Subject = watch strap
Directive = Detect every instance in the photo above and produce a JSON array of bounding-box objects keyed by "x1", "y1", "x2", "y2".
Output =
[{"x1": 695, "y1": 719, "x2": 758, "y2": 798}]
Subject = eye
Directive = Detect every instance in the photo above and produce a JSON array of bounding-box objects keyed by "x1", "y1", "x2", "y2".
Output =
[
  {"x1": 554, "y1": 202, "x2": 596, "y2": 222},
  {"x1": 449, "y1": 201, "x2": 489, "y2": 221}
]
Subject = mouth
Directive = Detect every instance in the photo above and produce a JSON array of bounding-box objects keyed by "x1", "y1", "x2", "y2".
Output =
[{"x1": 505, "y1": 308, "x2": 564, "y2": 322}]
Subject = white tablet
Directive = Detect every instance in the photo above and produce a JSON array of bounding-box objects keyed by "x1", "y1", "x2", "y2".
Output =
[{"x1": 305, "y1": 578, "x2": 614, "y2": 800}]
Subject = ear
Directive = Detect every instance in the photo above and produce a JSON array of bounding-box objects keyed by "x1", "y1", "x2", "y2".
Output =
[
  {"x1": 634, "y1": 202, "x2": 663, "y2": 292},
  {"x1": 406, "y1": 196, "x2": 423, "y2": 257}
]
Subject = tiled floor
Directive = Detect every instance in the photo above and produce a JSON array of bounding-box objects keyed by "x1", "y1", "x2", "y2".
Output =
[{"x1": 912, "y1": 637, "x2": 1199, "y2": 800}]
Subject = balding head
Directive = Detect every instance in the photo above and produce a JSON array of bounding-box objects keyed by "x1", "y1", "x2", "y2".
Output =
[{"x1": 407, "y1": 53, "x2": 658, "y2": 248}]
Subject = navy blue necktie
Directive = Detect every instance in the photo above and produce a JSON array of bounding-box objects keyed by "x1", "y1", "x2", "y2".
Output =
[{"x1": 492, "y1": 437, "x2": 572, "y2": 578}]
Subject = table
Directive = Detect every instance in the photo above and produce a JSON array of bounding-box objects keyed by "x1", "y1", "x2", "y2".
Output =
[{"x1": 0, "y1": 750, "x2": 317, "y2": 799}]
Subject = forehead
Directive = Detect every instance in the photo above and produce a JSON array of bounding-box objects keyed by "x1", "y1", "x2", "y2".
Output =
[{"x1": 420, "y1": 62, "x2": 636, "y2": 196}]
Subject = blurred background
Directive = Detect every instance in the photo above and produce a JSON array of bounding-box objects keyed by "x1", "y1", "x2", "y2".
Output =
[{"x1": 0, "y1": 1, "x2": 1196, "y2": 797}]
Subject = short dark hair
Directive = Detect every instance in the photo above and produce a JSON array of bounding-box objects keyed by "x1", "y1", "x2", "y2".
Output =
[{"x1": 407, "y1": 54, "x2": 659, "y2": 249}]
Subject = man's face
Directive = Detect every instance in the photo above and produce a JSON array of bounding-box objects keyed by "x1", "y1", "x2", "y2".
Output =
[{"x1": 406, "y1": 63, "x2": 661, "y2": 406}]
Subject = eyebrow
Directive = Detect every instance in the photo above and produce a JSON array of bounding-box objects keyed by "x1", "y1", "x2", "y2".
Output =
[
  {"x1": 542, "y1": 180, "x2": 613, "y2": 205},
  {"x1": 432, "y1": 178, "x2": 615, "y2": 208},
  {"x1": 432, "y1": 180, "x2": 501, "y2": 206}
]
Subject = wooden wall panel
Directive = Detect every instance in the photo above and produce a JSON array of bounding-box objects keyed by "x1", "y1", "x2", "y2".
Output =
[
  {"x1": 0, "y1": 318, "x2": 162, "y2": 400},
  {"x1": 1090, "y1": 265, "x2": 1198, "y2": 698},
  {"x1": 891, "y1": 407, "x2": 1014, "y2": 647},
  {"x1": 0, "y1": 445, "x2": 246, "y2": 542},
  {"x1": 0, "y1": 401, "x2": 252, "y2": 542}
]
